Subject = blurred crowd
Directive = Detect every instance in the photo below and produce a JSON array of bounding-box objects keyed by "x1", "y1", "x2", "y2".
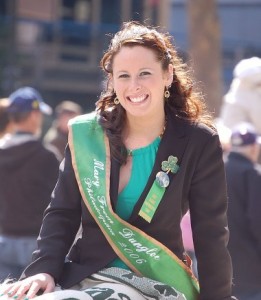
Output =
[
  {"x1": 0, "y1": 87, "x2": 83, "y2": 280},
  {"x1": 0, "y1": 56, "x2": 261, "y2": 300}
]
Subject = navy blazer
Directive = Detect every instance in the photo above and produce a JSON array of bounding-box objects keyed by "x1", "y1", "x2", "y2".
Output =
[{"x1": 23, "y1": 111, "x2": 234, "y2": 300}]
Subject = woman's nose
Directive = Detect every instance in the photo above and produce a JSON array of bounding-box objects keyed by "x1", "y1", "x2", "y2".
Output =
[{"x1": 129, "y1": 78, "x2": 141, "y2": 92}]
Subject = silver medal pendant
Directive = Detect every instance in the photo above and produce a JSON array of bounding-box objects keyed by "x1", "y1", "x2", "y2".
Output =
[{"x1": 156, "y1": 171, "x2": 170, "y2": 188}]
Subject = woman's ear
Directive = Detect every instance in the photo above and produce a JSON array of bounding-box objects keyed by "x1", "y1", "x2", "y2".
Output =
[
  {"x1": 108, "y1": 75, "x2": 114, "y2": 92},
  {"x1": 166, "y1": 64, "x2": 174, "y2": 86}
]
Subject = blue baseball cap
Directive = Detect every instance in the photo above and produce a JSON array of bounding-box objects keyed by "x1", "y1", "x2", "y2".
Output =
[
  {"x1": 230, "y1": 123, "x2": 261, "y2": 147},
  {"x1": 8, "y1": 87, "x2": 52, "y2": 115}
]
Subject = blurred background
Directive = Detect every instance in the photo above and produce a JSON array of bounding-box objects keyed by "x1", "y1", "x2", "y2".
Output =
[{"x1": 0, "y1": 0, "x2": 260, "y2": 115}]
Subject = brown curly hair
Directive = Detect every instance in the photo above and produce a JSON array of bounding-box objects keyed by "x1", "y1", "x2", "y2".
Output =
[{"x1": 96, "y1": 21, "x2": 213, "y2": 164}]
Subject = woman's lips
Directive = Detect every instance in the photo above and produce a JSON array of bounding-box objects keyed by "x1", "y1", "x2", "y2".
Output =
[{"x1": 127, "y1": 94, "x2": 148, "y2": 103}]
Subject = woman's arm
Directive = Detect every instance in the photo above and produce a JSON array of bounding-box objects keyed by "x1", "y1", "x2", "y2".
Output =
[
  {"x1": 23, "y1": 145, "x2": 82, "y2": 281},
  {"x1": 189, "y1": 133, "x2": 233, "y2": 300}
]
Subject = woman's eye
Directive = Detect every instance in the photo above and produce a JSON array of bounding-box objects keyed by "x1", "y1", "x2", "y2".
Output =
[
  {"x1": 118, "y1": 74, "x2": 129, "y2": 79},
  {"x1": 140, "y1": 71, "x2": 151, "y2": 76}
]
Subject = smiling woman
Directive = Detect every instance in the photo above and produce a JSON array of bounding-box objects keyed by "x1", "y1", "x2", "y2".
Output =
[
  {"x1": 0, "y1": 21, "x2": 237, "y2": 300},
  {"x1": 112, "y1": 46, "x2": 170, "y2": 127}
]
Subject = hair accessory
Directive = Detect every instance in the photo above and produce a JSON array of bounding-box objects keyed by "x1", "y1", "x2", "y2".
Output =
[
  {"x1": 156, "y1": 156, "x2": 179, "y2": 188},
  {"x1": 114, "y1": 97, "x2": 120, "y2": 105},
  {"x1": 165, "y1": 50, "x2": 172, "y2": 61},
  {"x1": 111, "y1": 25, "x2": 167, "y2": 50}
]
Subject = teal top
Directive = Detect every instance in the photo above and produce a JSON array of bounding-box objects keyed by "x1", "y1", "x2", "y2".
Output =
[{"x1": 107, "y1": 136, "x2": 160, "y2": 270}]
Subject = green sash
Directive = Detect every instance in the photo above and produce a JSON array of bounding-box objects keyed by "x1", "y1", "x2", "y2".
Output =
[{"x1": 68, "y1": 113, "x2": 199, "y2": 300}]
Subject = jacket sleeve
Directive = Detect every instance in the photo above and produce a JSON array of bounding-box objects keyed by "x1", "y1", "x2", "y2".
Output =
[
  {"x1": 22, "y1": 145, "x2": 82, "y2": 282},
  {"x1": 189, "y1": 133, "x2": 234, "y2": 300}
]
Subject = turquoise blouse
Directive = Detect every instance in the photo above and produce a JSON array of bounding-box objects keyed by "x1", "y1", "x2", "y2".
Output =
[{"x1": 107, "y1": 137, "x2": 160, "y2": 269}]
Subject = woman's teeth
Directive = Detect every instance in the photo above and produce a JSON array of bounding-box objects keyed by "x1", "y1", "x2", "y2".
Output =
[{"x1": 129, "y1": 95, "x2": 147, "y2": 103}]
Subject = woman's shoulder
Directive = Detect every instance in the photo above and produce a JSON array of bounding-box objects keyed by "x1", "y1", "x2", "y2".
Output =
[
  {"x1": 68, "y1": 111, "x2": 97, "y2": 125},
  {"x1": 191, "y1": 121, "x2": 217, "y2": 137},
  {"x1": 188, "y1": 122, "x2": 220, "y2": 150},
  {"x1": 68, "y1": 111, "x2": 103, "y2": 133},
  {"x1": 173, "y1": 115, "x2": 217, "y2": 140}
]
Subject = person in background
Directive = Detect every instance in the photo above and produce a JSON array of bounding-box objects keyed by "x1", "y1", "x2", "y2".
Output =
[
  {"x1": 44, "y1": 101, "x2": 83, "y2": 161},
  {"x1": 0, "y1": 22, "x2": 236, "y2": 300},
  {"x1": 0, "y1": 98, "x2": 13, "y2": 138},
  {"x1": 220, "y1": 57, "x2": 261, "y2": 134},
  {"x1": 0, "y1": 87, "x2": 59, "y2": 281},
  {"x1": 224, "y1": 122, "x2": 261, "y2": 300}
]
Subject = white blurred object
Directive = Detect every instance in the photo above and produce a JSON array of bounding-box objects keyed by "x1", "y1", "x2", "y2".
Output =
[
  {"x1": 233, "y1": 57, "x2": 261, "y2": 84},
  {"x1": 220, "y1": 57, "x2": 261, "y2": 134},
  {"x1": 215, "y1": 118, "x2": 232, "y2": 152}
]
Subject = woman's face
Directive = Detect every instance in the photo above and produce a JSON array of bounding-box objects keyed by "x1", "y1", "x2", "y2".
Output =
[{"x1": 112, "y1": 45, "x2": 173, "y2": 120}]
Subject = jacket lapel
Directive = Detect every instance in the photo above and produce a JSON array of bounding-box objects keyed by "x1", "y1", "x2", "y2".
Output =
[{"x1": 129, "y1": 113, "x2": 191, "y2": 222}]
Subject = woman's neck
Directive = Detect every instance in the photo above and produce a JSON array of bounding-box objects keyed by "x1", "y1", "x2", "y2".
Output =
[{"x1": 123, "y1": 113, "x2": 166, "y2": 150}]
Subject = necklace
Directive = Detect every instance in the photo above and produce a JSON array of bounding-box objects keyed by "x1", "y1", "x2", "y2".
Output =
[{"x1": 127, "y1": 118, "x2": 167, "y2": 156}]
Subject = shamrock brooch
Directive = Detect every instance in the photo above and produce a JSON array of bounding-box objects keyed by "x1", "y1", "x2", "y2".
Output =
[{"x1": 156, "y1": 155, "x2": 179, "y2": 188}]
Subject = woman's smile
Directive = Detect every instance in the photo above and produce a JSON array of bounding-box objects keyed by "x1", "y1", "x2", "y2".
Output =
[{"x1": 127, "y1": 94, "x2": 149, "y2": 104}]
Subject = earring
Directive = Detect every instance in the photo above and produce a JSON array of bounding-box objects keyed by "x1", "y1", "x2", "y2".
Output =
[
  {"x1": 164, "y1": 87, "x2": 170, "y2": 99},
  {"x1": 114, "y1": 97, "x2": 120, "y2": 105}
]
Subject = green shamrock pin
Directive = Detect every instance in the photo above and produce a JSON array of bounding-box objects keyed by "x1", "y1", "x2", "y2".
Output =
[
  {"x1": 161, "y1": 155, "x2": 179, "y2": 174},
  {"x1": 156, "y1": 156, "x2": 179, "y2": 188}
]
